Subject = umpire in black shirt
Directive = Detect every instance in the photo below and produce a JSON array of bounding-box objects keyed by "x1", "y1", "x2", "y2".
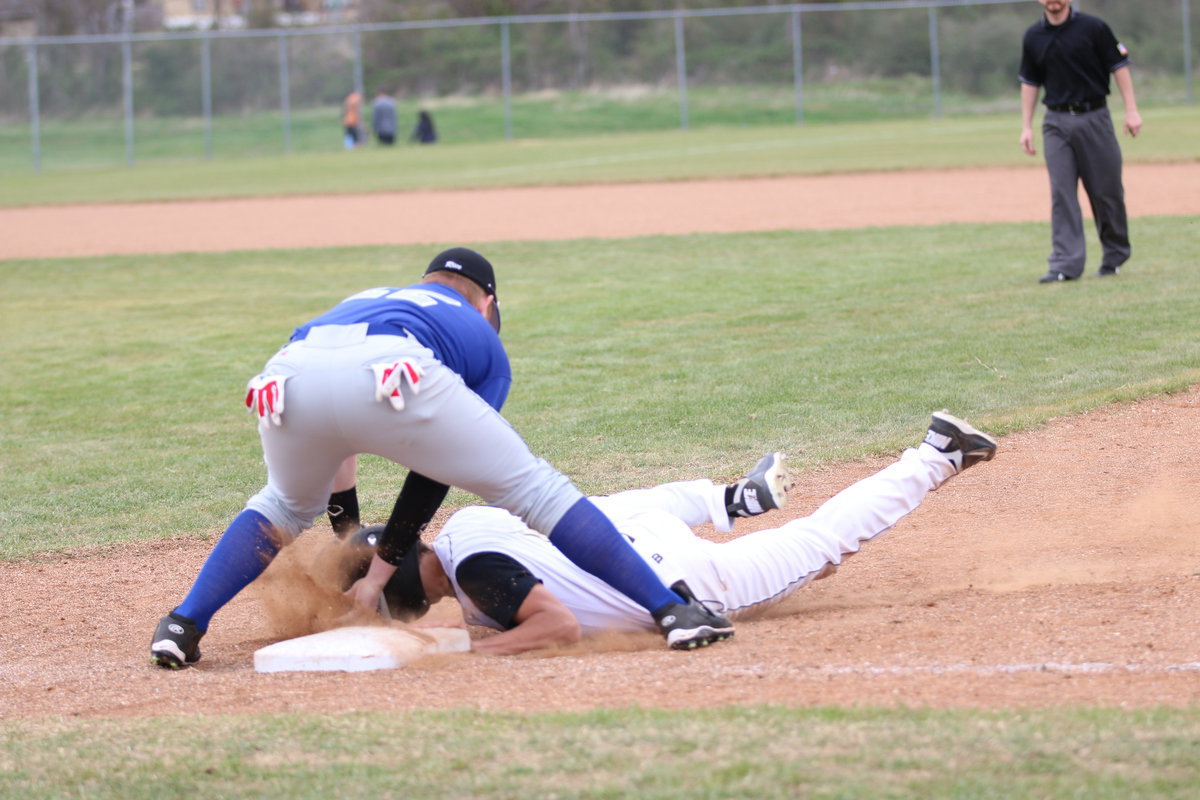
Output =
[{"x1": 1018, "y1": 0, "x2": 1143, "y2": 283}]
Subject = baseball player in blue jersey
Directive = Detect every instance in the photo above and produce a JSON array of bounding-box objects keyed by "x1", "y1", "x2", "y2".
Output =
[
  {"x1": 347, "y1": 411, "x2": 997, "y2": 655},
  {"x1": 150, "y1": 248, "x2": 731, "y2": 668}
]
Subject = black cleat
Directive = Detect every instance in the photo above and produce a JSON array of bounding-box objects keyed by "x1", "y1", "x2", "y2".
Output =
[
  {"x1": 652, "y1": 580, "x2": 734, "y2": 650},
  {"x1": 727, "y1": 452, "x2": 792, "y2": 518},
  {"x1": 150, "y1": 612, "x2": 204, "y2": 669},
  {"x1": 923, "y1": 410, "x2": 998, "y2": 473}
]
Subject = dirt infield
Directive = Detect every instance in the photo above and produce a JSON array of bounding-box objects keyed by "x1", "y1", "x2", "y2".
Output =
[
  {"x1": 2, "y1": 167, "x2": 1198, "y2": 719},
  {"x1": 2, "y1": 163, "x2": 1199, "y2": 260}
]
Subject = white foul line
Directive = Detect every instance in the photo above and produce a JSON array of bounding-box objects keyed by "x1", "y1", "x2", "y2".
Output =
[{"x1": 799, "y1": 662, "x2": 1200, "y2": 677}]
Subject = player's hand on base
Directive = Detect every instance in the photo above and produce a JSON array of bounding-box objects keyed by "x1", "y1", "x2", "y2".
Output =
[
  {"x1": 342, "y1": 553, "x2": 399, "y2": 616},
  {"x1": 331, "y1": 600, "x2": 382, "y2": 629},
  {"x1": 343, "y1": 575, "x2": 386, "y2": 615}
]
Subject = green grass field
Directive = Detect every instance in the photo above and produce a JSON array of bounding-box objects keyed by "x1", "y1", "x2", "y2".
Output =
[
  {"x1": 4, "y1": 707, "x2": 1199, "y2": 800},
  {"x1": 2, "y1": 108, "x2": 1199, "y2": 797},
  {"x1": 4, "y1": 221, "x2": 1200, "y2": 560},
  {"x1": 2, "y1": 95, "x2": 1198, "y2": 205}
]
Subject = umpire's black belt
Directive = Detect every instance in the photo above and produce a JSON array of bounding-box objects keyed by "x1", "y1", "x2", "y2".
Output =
[{"x1": 1046, "y1": 97, "x2": 1106, "y2": 115}]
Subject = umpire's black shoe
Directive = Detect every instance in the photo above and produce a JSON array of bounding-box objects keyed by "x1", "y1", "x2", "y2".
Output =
[
  {"x1": 150, "y1": 612, "x2": 204, "y2": 669},
  {"x1": 1038, "y1": 271, "x2": 1076, "y2": 283},
  {"x1": 652, "y1": 580, "x2": 734, "y2": 650},
  {"x1": 923, "y1": 411, "x2": 998, "y2": 473},
  {"x1": 1098, "y1": 265, "x2": 1121, "y2": 277},
  {"x1": 727, "y1": 452, "x2": 792, "y2": 518}
]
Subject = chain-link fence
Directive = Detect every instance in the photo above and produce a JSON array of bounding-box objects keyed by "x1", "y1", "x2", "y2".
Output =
[{"x1": 1, "y1": 0, "x2": 1195, "y2": 172}]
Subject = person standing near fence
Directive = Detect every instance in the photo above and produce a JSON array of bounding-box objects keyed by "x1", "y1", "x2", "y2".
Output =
[
  {"x1": 1018, "y1": 0, "x2": 1142, "y2": 284},
  {"x1": 410, "y1": 110, "x2": 438, "y2": 145},
  {"x1": 371, "y1": 89, "x2": 398, "y2": 146},
  {"x1": 343, "y1": 90, "x2": 364, "y2": 150}
]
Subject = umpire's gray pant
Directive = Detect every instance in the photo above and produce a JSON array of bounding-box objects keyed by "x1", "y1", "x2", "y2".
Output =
[{"x1": 1042, "y1": 108, "x2": 1130, "y2": 278}]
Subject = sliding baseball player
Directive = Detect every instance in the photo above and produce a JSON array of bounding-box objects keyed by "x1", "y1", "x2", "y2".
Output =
[{"x1": 351, "y1": 411, "x2": 997, "y2": 654}]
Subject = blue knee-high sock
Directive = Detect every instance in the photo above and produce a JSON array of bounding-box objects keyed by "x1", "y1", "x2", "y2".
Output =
[
  {"x1": 174, "y1": 509, "x2": 281, "y2": 631},
  {"x1": 549, "y1": 498, "x2": 682, "y2": 613}
]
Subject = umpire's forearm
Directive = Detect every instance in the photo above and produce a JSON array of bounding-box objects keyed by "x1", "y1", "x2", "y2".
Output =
[
  {"x1": 1019, "y1": 82, "x2": 1040, "y2": 130},
  {"x1": 1112, "y1": 66, "x2": 1138, "y2": 113}
]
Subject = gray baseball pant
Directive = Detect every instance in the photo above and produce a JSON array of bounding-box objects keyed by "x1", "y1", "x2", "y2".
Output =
[
  {"x1": 1042, "y1": 108, "x2": 1130, "y2": 278},
  {"x1": 245, "y1": 329, "x2": 581, "y2": 540}
]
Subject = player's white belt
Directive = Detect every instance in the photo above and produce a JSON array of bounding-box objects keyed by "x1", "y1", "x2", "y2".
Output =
[
  {"x1": 295, "y1": 324, "x2": 421, "y2": 352},
  {"x1": 299, "y1": 323, "x2": 369, "y2": 347}
]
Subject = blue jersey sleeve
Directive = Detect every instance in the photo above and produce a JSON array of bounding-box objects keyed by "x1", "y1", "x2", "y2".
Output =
[{"x1": 291, "y1": 283, "x2": 511, "y2": 410}]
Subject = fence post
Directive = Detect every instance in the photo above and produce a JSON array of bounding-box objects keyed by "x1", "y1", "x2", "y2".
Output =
[
  {"x1": 1185, "y1": 0, "x2": 1194, "y2": 103},
  {"x1": 791, "y1": 9, "x2": 804, "y2": 126},
  {"x1": 123, "y1": 35, "x2": 135, "y2": 165},
  {"x1": 674, "y1": 13, "x2": 688, "y2": 131},
  {"x1": 201, "y1": 34, "x2": 213, "y2": 160},
  {"x1": 278, "y1": 33, "x2": 291, "y2": 154},
  {"x1": 353, "y1": 26, "x2": 364, "y2": 98},
  {"x1": 928, "y1": 5, "x2": 942, "y2": 118},
  {"x1": 26, "y1": 42, "x2": 41, "y2": 173},
  {"x1": 502, "y1": 20, "x2": 513, "y2": 140}
]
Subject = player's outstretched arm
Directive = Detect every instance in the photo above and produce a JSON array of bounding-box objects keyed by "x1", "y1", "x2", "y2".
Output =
[{"x1": 471, "y1": 584, "x2": 581, "y2": 655}]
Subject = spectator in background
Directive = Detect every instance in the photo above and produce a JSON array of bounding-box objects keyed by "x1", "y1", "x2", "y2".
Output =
[
  {"x1": 343, "y1": 90, "x2": 363, "y2": 150},
  {"x1": 371, "y1": 89, "x2": 398, "y2": 146},
  {"x1": 410, "y1": 110, "x2": 438, "y2": 145}
]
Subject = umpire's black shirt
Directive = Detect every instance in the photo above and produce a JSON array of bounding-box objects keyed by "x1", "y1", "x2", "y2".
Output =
[{"x1": 1019, "y1": 9, "x2": 1130, "y2": 107}]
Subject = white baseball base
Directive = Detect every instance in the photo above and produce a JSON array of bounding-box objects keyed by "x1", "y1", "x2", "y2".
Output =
[{"x1": 253, "y1": 625, "x2": 470, "y2": 673}]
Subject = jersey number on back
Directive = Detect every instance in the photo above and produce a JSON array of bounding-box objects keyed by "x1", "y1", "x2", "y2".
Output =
[{"x1": 344, "y1": 288, "x2": 463, "y2": 308}]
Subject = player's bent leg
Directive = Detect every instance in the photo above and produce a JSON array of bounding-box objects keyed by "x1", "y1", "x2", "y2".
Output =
[
  {"x1": 596, "y1": 479, "x2": 732, "y2": 532},
  {"x1": 150, "y1": 508, "x2": 278, "y2": 669},
  {"x1": 152, "y1": 383, "x2": 348, "y2": 669},
  {"x1": 598, "y1": 453, "x2": 791, "y2": 535},
  {"x1": 151, "y1": 386, "x2": 347, "y2": 670}
]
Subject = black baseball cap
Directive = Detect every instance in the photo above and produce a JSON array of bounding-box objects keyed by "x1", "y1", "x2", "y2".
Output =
[{"x1": 424, "y1": 247, "x2": 501, "y2": 332}]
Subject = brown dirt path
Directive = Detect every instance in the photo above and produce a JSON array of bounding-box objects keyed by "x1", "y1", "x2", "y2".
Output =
[
  {"x1": 2, "y1": 163, "x2": 1198, "y2": 260},
  {"x1": 2, "y1": 166, "x2": 1198, "y2": 719}
]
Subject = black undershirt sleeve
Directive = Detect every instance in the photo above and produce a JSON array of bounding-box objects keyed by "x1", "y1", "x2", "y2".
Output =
[
  {"x1": 376, "y1": 472, "x2": 450, "y2": 565},
  {"x1": 455, "y1": 552, "x2": 542, "y2": 630}
]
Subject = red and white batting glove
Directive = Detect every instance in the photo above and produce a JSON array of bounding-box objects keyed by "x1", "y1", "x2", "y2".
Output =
[
  {"x1": 371, "y1": 358, "x2": 423, "y2": 411},
  {"x1": 245, "y1": 374, "x2": 288, "y2": 427}
]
